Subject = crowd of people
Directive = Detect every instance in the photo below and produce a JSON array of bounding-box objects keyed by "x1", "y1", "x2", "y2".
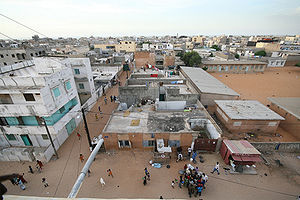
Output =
[{"x1": 177, "y1": 164, "x2": 208, "y2": 198}]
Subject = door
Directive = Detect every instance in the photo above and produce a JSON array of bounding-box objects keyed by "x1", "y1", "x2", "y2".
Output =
[
  {"x1": 218, "y1": 66, "x2": 222, "y2": 71},
  {"x1": 21, "y1": 135, "x2": 33, "y2": 146},
  {"x1": 245, "y1": 66, "x2": 249, "y2": 72},
  {"x1": 225, "y1": 66, "x2": 228, "y2": 71},
  {"x1": 66, "y1": 118, "x2": 76, "y2": 135}
]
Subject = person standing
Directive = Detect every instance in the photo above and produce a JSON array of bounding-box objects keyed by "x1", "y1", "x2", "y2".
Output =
[
  {"x1": 98, "y1": 105, "x2": 101, "y2": 113},
  {"x1": 79, "y1": 154, "x2": 84, "y2": 163},
  {"x1": 77, "y1": 132, "x2": 81, "y2": 140},
  {"x1": 28, "y1": 166, "x2": 34, "y2": 174},
  {"x1": 211, "y1": 162, "x2": 220, "y2": 175},
  {"x1": 42, "y1": 178, "x2": 48, "y2": 187},
  {"x1": 19, "y1": 174, "x2": 27, "y2": 184},
  {"x1": 104, "y1": 97, "x2": 107, "y2": 105},
  {"x1": 110, "y1": 95, "x2": 113, "y2": 102},
  {"x1": 87, "y1": 169, "x2": 91, "y2": 177},
  {"x1": 179, "y1": 176, "x2": 183, "y2": 188},
  {"x1": 144, "y1": 168, "x2": 148, "y2": 175},
  {"x1": 95, "y1": 114, "x2": 99, "y2": 121},
  {"x1": 188, "y1": 147, "x2": 192, "y2": 157},
  {"x1": 107, "y1": 169, "x2": 113, "y2": 178},
  {"x1": 100, "y1": 177, "x2": 105, "y2": 187},
  {"x1": 143, "y1": 176, "x2": 147, "y2": 185},
  {"x1": 113, "y1": 96, "x2": 117, "y2": 102}
]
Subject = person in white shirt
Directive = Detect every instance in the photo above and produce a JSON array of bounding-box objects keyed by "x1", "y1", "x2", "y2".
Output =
[
  {"x1": 188, "y1": 147, "x2": 192, "y2": 157},
  {"x1": 211, "y1": 162, "x2": 220, "y2": 175}
]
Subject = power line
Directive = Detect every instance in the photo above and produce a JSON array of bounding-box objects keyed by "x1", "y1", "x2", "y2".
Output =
[
  {"x1": 0, "y1": 13, "x2": 48, "y2": 38},
  {"x1": 0, "y1": 32, "x2": 19, "y2": 43}
]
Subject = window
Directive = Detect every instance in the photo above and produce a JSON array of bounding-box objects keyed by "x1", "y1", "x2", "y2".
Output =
[
  {"x1": 235, "y1": 66, "x2": 237, "y2": 70},
  {"x1": 0, "y1": 117, "x2": 8, "y2": 125},
  {"x1": 0, "y1": 54, "x2": 3, "y2": 58},
  {"x1": 74, "y1": 69, "x2": 80, "y2": 74},
  {"x1": 3, "y1": 62, "x2": 7, "y2": 66},
  {"x1": 0, "y1": 94, "x2": 13, "y2": 104},
  {"x1": 6, "y1": 134, "x2": 16, "y2": 141},
  {"x1": 260, "y1": 66, "x2": 263, "y2": 69},
  {"x1": 52, "y1": 87, "x2": 61, "y2": 97},
  {"x1": 168, "y1": 140, "x2": 180, "y2": 147},
  {"x1": 59, "y1": 106, "x2": 65, "y2": 113},
  {"x1": 30, "y1": 53, "x2": 34, "y2": 57},
  {"x1": 11, "y1": 54, "x2": 15, "y2": 58},
  {"x1": 41, "y1": 134, "x2": 49, "y2": 140},
  {"x1": 255, "y1": 66, "x2": 258, "y2": 69},
  {"x1": 119, "y1": 140, "x2": 130, "y2": 148},
  {"x1": 268, "y1": 122, "x2": 277, "y2": 127},
  {"x1": 143, "y1": 140, "x2": 155, "y2": 147},
  {"x1": 230, "y1": 66, "x2": 233, "y2": 70},
  {"x1": 79, "y1": 83, "x2": 84, "y2": 89},
  {"x1": 65, "y1": 80, "x2": 71, "y2": 90},
  {"x1": 23, "y1": 93, "x2": 35, "y2": 101},
  {"x1": 251, "y1": 66, "x2": 254, "y2": 69},
  {"x1": 239, "y1": 66, "x2": 242, "y2": 70},
  {"x1": 233, "y1": 121, "x2": 242, "y2": 126},
  {"x1": 125, "y1": 42, "x2": 128, "y2": 44}
]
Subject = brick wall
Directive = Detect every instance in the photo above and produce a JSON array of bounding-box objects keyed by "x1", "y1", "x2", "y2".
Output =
[{"x1": 135, "y1": 51, "x2": 155, "y2": 68}]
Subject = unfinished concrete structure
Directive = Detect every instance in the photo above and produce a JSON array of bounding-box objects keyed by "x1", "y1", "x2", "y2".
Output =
[
  {"x1": 119, "y1": 69, "x2": 199, "y2": 107},
  {"x1": 214, "y1": 100, "x2": 285, "y2": 134},
  {"x1": 0, "y1": 58, "x2": 82, "y2": 162},
  {"x1": 268, "y1": 97, "x2": 300, "y2": 140},
  {"x1": 180, "y1": 67, "x2": 239, "y2": 109}
]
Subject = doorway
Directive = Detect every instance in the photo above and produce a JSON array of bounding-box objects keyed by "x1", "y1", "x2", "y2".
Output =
[{"x1": 21, "y1": 134, "x2": 33, "y2": 146}]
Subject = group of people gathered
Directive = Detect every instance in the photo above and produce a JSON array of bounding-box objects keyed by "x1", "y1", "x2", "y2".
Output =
[{"x1": 177, "y1": 164, "x2": 208, "y2": 198}]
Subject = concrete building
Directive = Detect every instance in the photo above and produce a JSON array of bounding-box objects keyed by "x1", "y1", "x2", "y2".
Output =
[
  {"x1": 180, "y1": 67, "x2": 239, "y2": 109},
  {"x1": 0, "y1": 48, "x2": 47, "y2": 67},
  {"x1": 0, "y1": 58, "x2": 82, "y2": 162},
  {"x1": 201, "y1": 60, "x2": 267, "y2": 73},
  {"x1": 268, "y1": 97, "x2": 300, "y2": 140},
  {"x1": 214, "y1": 100, "x2": 284, "y2": 134},
  {"x1": 94, "y1": 41, "x2": 136, "y2": 53},
  {"x1": 267, "y1": 57, "x2": 286, "y2": 67},
  {"x1": 256, "y1": 42, "x2": 280, "y2": 53},
  {"x1": 134, "y1": 51, "x2": 155, "y2": 68}
]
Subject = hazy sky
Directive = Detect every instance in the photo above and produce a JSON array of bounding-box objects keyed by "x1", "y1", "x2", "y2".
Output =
[{"x1": 0, "y1": 0, "x2": 300, "y2": 39}]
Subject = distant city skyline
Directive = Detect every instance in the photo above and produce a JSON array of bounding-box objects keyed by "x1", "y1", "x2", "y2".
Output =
[{"x1": 0, "y1": 0, "x2": 300, "y2": 40}]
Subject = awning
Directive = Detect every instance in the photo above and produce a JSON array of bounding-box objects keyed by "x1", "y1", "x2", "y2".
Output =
[
  {"x1": 241, "y1": 156, "x2": 262, "y2": 162},
  {"x1": 232, "y1": 154, "x2": 261, "y2": 162},
  {"x1": 232, "y1": 155, "x2": 243, "y2": 161}
]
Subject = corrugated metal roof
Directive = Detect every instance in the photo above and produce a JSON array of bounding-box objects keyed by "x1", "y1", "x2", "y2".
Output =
[
  {"x1": 224, "y1": 140, "x2": 261, "y2": 155},
  {"x1": 268, "y1": 97, "x2": 300, "y2": 119},
  {"x1": 181, "y1": 67, "x2": 239, "y2": 96},
  {"x1": 215, "y1": 100, "x2": 285, "y2": 120}
]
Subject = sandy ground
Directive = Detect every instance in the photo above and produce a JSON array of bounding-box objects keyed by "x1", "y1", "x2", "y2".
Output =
[
  {"x1": 1, "y1": 151, "x2": 299, "y2": 200},
  {"x1": 210, "y1": 66, "x2": 300, "y2": 105},
  {"x1": 210, "y1": 66, "x2": 300, "y2": 142}
]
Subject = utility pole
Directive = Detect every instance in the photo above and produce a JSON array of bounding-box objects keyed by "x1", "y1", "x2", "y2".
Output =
[
  {"x1": 81, "y1": 108, "x2": 93, "y2": 150},
  {"x1": 43, "y1": 119, "x2": 59, "y2": 159}
]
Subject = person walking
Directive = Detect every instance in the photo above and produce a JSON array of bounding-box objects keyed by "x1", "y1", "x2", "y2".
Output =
[
  {"x1": 188, "y1": 147, "x2": 192, "y2": 157},
  {"x1": 113, "y1": 96, "x2": 117, "y2": 102},
  {"x1": 171, "y1": 181, "x2": 175, "y2": 188},
  {"x1": 42, "y1": 178, "x2": 48, "y2": 187},
  {"x1": 143, "y1": 176, "x2": 147, "y2": 185},
  {"x1": 77, "y1": 132, "x2": 81, "y2": 140},
  {"x1": 28, "y1": 166, "x2": 34, "y2": 174},
  {"x1": 110, "y1": 95, "x2": 113, "y2": 102},
  {"x1": 95, "y1": 113, "x2": 99, "y2": 121},
  {"x1": 87, "y1": 169, "x2": 91, "y2": 177},
  {"x1": 107, "y1": 169, "x2": 113, "y2": 178},
  {"x1": 179, "y1": 176, "x2": 183, "y2": 188},
  {"x1": 98, "y1": 105, "x2": 101, "y2": 113},
  {"x1": 79, "y1": 154, "x2": 84, "y2": 163},
  {"x1": 211, "y1": 162, "x2": 220, "y2": 175},
  {"x1": 104, "y1": 97, "x2": 107, "y2": 105},
  {"x1": 100, "y1": 177, "x2": 105, "y2": 187},
  {"x1": 144, "y1": 168, "x2": 148, "y2": 175},
  {"x1": 36, "y1": 160, "x2": 43, "y2": 170}
]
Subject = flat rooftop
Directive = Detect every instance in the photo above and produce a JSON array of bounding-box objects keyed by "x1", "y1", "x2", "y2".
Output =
[
  {"x1": 181, "y1": 67, "x2": 239, "y2": 96},
  {"x1": 202, "y1": 60, "x2": 267, "y2": 65},
  {"x1": 215, "y1": 100, "x2": 285, "y2": 120},
  {"x1": 103, "y1": 106, "x2": 205, "y2": 133},
  {"x1": 268, "y1": 97, "x2": 300, "y2": 119}
]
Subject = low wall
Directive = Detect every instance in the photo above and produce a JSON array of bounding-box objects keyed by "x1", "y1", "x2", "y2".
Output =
[
  {"x1": 250, "y1": 142, "x2": 300, "y2": 153},
  {"x1": 156, "y1": 101, "x2": 186, "y2": 110}
]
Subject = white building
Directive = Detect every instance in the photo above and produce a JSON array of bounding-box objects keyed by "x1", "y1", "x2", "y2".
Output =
[{"x1": 0, "y1": 58, "x2": 82, "y2": 162}]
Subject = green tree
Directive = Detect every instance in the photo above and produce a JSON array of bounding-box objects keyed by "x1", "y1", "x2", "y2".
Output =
[
  {"x1": 296, "y1": 62, "x2": 300, "y2": 67},
  {"x1": 235, "y1": 54, "x2": 240, "y2": 59},
  {"x1": 209, "y1": 53, "x2": 214, "y2": 57},
  {"x1": 211, "y1": 45, "x2": 221, "y2": 51},
  {"x1": 254, "y1": 50, "x2": 266, "y2": 57},
  {"x1": 182, "y1": 51, "x2": 202, "y2": 67}
]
